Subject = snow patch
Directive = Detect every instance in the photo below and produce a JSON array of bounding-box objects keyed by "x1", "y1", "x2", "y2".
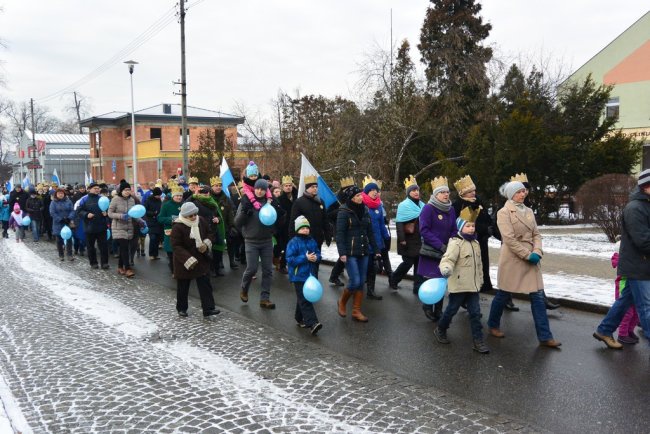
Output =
[{"x1": 0, "y1": 365, "x2": 32, "y2": 434}]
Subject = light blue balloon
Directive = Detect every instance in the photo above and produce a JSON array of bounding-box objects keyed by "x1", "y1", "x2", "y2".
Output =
[
  {"x1": 60, "y1": 225, "x2": 72, "y2": 241},
  {"x1": 106, "y1": 229, "x2": 111, "y2": 240},
  {"x1": 98, "y1": 196, "x2": 110, "y2": 212},
  {"x1": 258, "y1": 203, "x2": 277, "y2": 226},
  {"x1": 128, "y1": 204, "x2": 146, "y2": 219},
  {"x1": 418, "y1": 278, "x2": 447, "y2": 305},
  {"x1": 22, "y1": 216, "x2": 31, "y2": 227},
  {"x1": 140, "y1": 226, "x2": 149, "y2": 235},
  {"x1": 303, "y1": 275, "x2": 323, "y2": 303}
]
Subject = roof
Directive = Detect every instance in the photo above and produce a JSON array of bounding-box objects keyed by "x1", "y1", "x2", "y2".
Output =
[
  {"x1": 47, "y1": 148, "x2": 90, "y2": 156},
  {"x1": 80, "y1": 103, "x2": 245, "y2": 128},
  {"x1": 24, "y1": 131, "x2": 89, "y2": 144}
]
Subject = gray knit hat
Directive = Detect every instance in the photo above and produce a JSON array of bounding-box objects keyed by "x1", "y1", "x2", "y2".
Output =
[
  {"x1": 180, "y1": 202, "x2": 199, "y2": 217},
  {"x1": 638, "y1": 169, "x2": 650, "y2": 187},
  {"x1": 500, "y1": 181, "x2": 526, "y2": 200},
  {"x1": 294, "y1": 215, "x2": 310, "y2": 232}
]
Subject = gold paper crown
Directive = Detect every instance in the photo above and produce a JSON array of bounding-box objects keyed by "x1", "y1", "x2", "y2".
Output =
[
  {"x1": 304, "y1": 174, "x2": 318, "y2": 185},
  {"x1": 188, "y1": 176, "x2": 199, "y2": 184},
  {"x1": 36, "y1": 183, "x2": 44, "y2": 190},
  {"x1": 459, "y1": 205, "x2": 482, "y2": 223},
  {"x1": 362, "y1": 175, "x2": 376, "y2": 188},
  {"x1": 155, "y1": 183, "x2": 162, "y2": 189},
  {"x1": 430, "y1": 176, "x2": 449, "y2": 192},
  {"x1": 403, "y1": 175, "x2": 418, "y2": 190},
  {"x1": 510, "y1": 173, "x2": 529, "y2": 183},
  {"x1": 171, "y1": 186, "x2": 185, "y2": 196},
  {"x1": 210, "y1": 176, "x2": 222, "y2": 186},
  {"x1": 167, "y1": 180, "x2": 178, "y2": 189},
  {"x1": 340, "y1": 177, "x2": 355, "y2": 189},
  {"x1": 282, "y1": 175, "x2": 293, "y2": 185},
  {"x1": 453, "y1": 175, "x2": 476, "y2": 196}
]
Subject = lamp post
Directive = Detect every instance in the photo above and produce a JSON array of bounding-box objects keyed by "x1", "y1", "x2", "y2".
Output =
[{"x1": 124, "y1": 60, "x2": 139, "y2": 189}]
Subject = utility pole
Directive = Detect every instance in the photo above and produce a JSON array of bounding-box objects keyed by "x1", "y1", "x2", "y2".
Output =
[
  {"x1": 30, "y1": 98, "x2": 36, "y2": 184},
  {"x1": 179, "y1": 0, "x2": 189, "y2": 177},
  {"x1": 73, "y1": 91, "x2": 83, "y2": 134}
]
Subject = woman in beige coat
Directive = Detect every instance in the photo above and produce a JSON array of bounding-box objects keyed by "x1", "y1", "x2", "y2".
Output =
[{"x1": 486, "y1": 181, "x2": 561, "y2": 348}]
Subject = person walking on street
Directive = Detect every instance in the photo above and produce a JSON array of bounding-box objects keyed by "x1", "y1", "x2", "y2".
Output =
[
  {"x1": 108, "y1": 180, "x2": 137, "y2": 278},
  {"x1": 361, "y1": 175, "x2": 389, "y2": 301},
  {"x1": 390, "y1": 175, "x2": 425, "y2": 293},
  {"x1": 171, "y1": 201, "x2": 220, "y2": 318},
  {"x1": 594, "y1": 169, "x2": 650, "y2": 350},
  {"x1": 277, "y1": 175, "x2": 297, "y2": 274},
  {"x1": 25, "y1": 187, "x2": 44, "y2": 242},
  {"x1": 487, "y1": 181, "x2": 561, "y2": 348},
  {"x1": 8, "y1": 203, "x2": 26, "y2": 243},
  {"x1": 144, "y1": 187, "x2": 164, "y2": 260},
  {"x1": 49, "y1": 188, "x2": 75, "y2": 259},
  {"x1": 159, "y1": 184, "x2": 185, "y2": 274},
  {"x1": 336, "y1": 182, "x2": 379, "y2": 322},
  {"x1": 0, "y1": 197, "x2": 10, "y2": 239},
  {"x1": 210, "y1": 175, "x2": 238, "y2": 270},
  {"x1": 76, "y1": 182, "x2": 110, "y2": 269}
]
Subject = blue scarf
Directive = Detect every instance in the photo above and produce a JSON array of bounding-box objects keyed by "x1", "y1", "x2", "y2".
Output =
[{"x1": 396, "y1": 198, "x2": 424, "y2": 222}]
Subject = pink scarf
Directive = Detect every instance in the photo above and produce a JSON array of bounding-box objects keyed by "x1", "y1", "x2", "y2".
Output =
[
  {"x1": 361, "y1": 192, "x2": 382, "y2": 210},
  {"x1": 242, "y1": 183, "x2": 271, "y2": 210}
]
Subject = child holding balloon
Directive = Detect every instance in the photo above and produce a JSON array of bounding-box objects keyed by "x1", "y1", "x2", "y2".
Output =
[
  {"x1": 8, "y1": 203, "x2": 26, "y2": 243},
  {"x1": 434, "y1": 208, "x2": 490, "y2": 354},
  {"x1": 286, "y1": 215, "x2": 323, "y2": 335}
]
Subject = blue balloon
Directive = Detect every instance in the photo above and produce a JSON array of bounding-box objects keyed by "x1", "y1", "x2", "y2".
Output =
[
  {"x1": 140, "y1": 226, "x2": 149, "y2": 235},
  {"x1": 258, "y1": 203, "x2": 277, "y2": 226},
  {"x1": 128, "y1": 204, "x2": 146, "y2": 219},
  {"x1": 303, "y1": 275, "x2": 323, "y2": 303},
  {"x1": 60, "y1": 225, "x2": 73, "y2": 241},
  {"x1": 106, "y1": 229, "x2": 111, "y2": 240},
  {"x1": 98, "y1": 196, "x2": 110, "y2": 212},
  {"x1": 22, "y1": 216, "x2": 31, "y2": 227},
  {"x1": 418, "y1": 278, "x2": 447, "y2": 305}
]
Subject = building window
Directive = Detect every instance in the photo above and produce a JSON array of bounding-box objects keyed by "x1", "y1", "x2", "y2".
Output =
[
  {"x1": 124, "y1": 129, "x2": 131, "y2": 139},
  {"x1": 150, "y1": 128, "x2": 162, "y2": 139},
  {"x1": 179, "y1": 128, "x2": 190, "y2": 149},
  {"x1": 606, "y1": 97, "x2": 619, "y2": 120}
]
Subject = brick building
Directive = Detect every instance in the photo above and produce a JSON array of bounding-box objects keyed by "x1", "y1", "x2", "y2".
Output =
[{"x1": 79, "y1": 103, "x2": 245, "y2": 185}]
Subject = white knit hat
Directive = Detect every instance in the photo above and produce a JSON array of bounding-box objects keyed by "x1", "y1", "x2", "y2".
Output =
[{"x1": 500, "y1": 181, "x2": 526, "y2": 200}]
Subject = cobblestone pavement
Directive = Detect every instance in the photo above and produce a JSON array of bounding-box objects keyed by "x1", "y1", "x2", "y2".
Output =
[{"x1": 0, "y1": 240, "x2": 544, "y2": 433}]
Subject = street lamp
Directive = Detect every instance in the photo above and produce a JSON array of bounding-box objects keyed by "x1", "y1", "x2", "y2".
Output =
[{"x1": 124, "y1": 60, "x2": 139, "y2": 190}]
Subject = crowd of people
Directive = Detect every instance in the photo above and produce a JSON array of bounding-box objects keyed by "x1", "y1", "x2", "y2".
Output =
[{"x1": 3, "y1": 162, "x2": 649, "y2": 354}]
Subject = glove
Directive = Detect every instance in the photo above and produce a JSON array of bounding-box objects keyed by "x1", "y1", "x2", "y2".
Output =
[
  {"x1": 528, "y1": 252, "x2": 541, "y2": 265},
  {"x1": 441, "y1": 244, "x2": 447, "y2": 253},
  {"x1": 62, "y1": 218, "x2": 71, "y2": 225},
  {"x1": 121, "y1": 213, "x2": 130, "y2": 221},
  {"x1": 440, "y1": 268, "x2": 452, "y2": 278},
  {"x1": 198, "y1": 243, "x2": 208, "y2": 253}
]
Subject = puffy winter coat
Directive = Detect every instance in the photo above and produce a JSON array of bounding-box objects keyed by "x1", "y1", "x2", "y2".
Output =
[
  {"x1": 25, "y1": 196, "x2": 44, "y2": 221},
  {"x1": 289, "y1": 194, "x2": 330, "y2": 246},
  {"x1": 9, "y1": 189, "x2": 29, "y2": 211},
  {"x1": 144, "y1": 196, "x2": 163, "y2": 235},
  {"x1": 496, "y1": 200, "x2": 544, "y2": 293},
  {"x1": 617, "y1": 188, "x2": 650, "y2": 280},
  {"x1": 418, "y1": 203, "x2": 457, "y2": 279},
  {"x1": 49, "y1": 196, "x2": 75, "y2": 236},
  {"x1": 170, "y1": 216, "x2": 212, "y2": 280},
  {"x1": 107, "y1": 195, "x2": 136, "y2": 240},
  {"x1": 76, "y1": 193, "x2": 109, "y2": 234},
  {"x1": 439, "y1": 235, "x2": 483, "y2": 293},
  {"x1": 158, "y1": 198, "x2": 182, "y2": 253},
  {"x1": 235, "y1": 195, "x2": 283, "y2": 242},
  {"x1": 286, "y1": 234, "x2": 321, "y2": 282},
  {"x1": 335, "y1": 205, "x2": 377, "y2": 257}
]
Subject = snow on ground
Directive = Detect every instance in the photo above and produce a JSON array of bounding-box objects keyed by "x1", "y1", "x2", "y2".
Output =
[
  {"x1": 488, "y1": 231, "x2": 614, "y2": 259},
  {"x1": 0, "y1": 373, "x2": 31, "y2": 434}
]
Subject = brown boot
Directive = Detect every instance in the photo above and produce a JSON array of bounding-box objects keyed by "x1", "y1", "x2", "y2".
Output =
[
  {"x1": 351, "y1": 290, "x2": 368, "y2": 322},
  {"x1": 338, "y1": 288, "x2": 352, "y2": 317}
]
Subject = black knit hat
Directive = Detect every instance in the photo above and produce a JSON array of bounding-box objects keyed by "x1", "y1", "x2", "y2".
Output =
[
  {"x1": 118, "y1": 179, "x2": 131, "y2": 193},
  {"x1": 638, "y1": 169, "x2": 650, "y2": 187},
  {"x1": 343, "y1": 185, "x2": 361, "y2": 202},
  {"x1": 152, "y1": 187, "x2": 162, "y2": 196}
]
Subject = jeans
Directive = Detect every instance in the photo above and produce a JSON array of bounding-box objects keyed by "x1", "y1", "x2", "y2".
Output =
[
  {"x1": 148, "y1": 233, "x2": 160, "y2": 258},
  {"x1": 30, "y1": 219, "x2": 40, "y2": 241},
  {"x1": 438, "y1": 292, "x2": 483, "y2": 339},
  {"x1": 241, "y1": 240, "x2": 274, "y2": 300},
  {"x1": 176, "y1": 273, "x2": 216, "y2": 314},
  {"x1": 86, "y1": 231, "x2": 109, "y2": 266},
  {"x1": 294, "y1": 281, "x2": 319, "y2": 327},
  {"x1": 345, "y1": 255, "x2": 369, "y2": 292},
  {"x1": 488, "y1": 289, "x2": 553, "y2": 341},
  {"x1": 598, "y1": 279, "x2": 650, "y2": 342}
]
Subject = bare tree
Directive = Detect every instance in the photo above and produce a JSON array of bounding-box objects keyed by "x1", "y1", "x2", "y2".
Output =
[{"x1": 63, "y1": 91, "x2": 93, "y2": 133}]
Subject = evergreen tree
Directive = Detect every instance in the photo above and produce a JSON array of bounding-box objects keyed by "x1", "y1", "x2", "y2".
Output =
[{"x1": 189, "y1": 129, "x2": 222, "y2": 183}]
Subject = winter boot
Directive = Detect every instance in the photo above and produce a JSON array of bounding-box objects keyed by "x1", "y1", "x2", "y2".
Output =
[
  {"x1": 338, "y1": 288, "x2": 352, "y2": 317},
  {"x1": 351, "y1": 290, "x2": 368, "y2": 322},
  {"x1": 366, "y1": 274, "x2": 382, "y2": 300},
  {"x1": 543, "y1": 290, "x2": 560, "y2": 310},
  {"x1": 473, "y1": 339, "x2": 490, "y2": 354}
]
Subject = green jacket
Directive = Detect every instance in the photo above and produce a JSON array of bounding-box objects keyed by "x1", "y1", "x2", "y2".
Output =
[{"x1": 158, "y1": 199, "x2": 182, "y2": 253}]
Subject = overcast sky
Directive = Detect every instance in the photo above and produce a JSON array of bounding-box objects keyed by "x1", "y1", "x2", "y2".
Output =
[{"x1": 0, "y1": 0, "x2": 648, "y2": 122}]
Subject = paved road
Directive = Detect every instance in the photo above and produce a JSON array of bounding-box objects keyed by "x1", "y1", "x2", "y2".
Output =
[
  {"x1": 0, "y1": 240, "x2": 540, "y2": 433},
  {"x1": 134, "y1": 250, "x2": 649, "y2": 434}
]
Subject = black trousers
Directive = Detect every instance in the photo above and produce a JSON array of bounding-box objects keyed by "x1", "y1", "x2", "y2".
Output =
[
  {"x1": 294, "y1": 281, "x2": 319, "y2": 327},
  {"x1": 148, "y1": 233, "x2": 161, "y2": 258},
  {"x1": 117, "y1": 239, "x2": 132, "y2": 269},
  {"x1": 176, "y1": 273, "x2": 215, "y2": 314},
  {"x1": 329, "y1": 258, "x2": 345, "y2": 280},
  {"x1": 392, "y1": 255, "x2": 418, "y2": 287},
  {"x1": 479, "y1": 239, "x2": 492, "y2": 290},
  {"x1": 56, "y1": 235, "x2": 73, "y2": 257},
  {"x1": 167, "y1": 251, "x2": 174, "y2": 273},
  {"x1": 86, "y1": 231, "x2": 109, "y2": 266}
]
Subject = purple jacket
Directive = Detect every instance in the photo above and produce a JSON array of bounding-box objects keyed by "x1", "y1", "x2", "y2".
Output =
[{"x1": 418, "y1": 203, "x2": 457, "y2": 278}]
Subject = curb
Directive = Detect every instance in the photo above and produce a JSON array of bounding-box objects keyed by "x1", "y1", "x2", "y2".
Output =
[{"x1": 320, "y1": 259, "x2": 610, "y2": 315}]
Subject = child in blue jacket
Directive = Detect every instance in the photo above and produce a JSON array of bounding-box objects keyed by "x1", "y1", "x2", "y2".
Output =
[
  {"x1": 286, "y1": 215, "x2": 322, "y2": 335},
  {"x1": 1, "y1": 197, "x2": 10, "y2": 238}
]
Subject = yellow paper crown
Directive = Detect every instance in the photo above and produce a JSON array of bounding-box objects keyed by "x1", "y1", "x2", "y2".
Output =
[
  {"x1": 510, "y1": 173, "x2": 529, "y2": 183},
  {"x1": 167, "y1": 180, "x2": 178, "y2": 189},
  {"x1": 430, "y1": 176, "x2": 449, "y2": 192},
  {"x1": 340, "y1": 176, "x2": 355, "y2": 189},
  {"x1": 459, "y1": 205, "x2": 482, "y2": 223},
  {"x1": 210, "y1": 176, "x2": 222, "y2": 186},
  {"x1": 171, "y1": 186, "x2": 185, "y2": 196},
  {"x1": 403, "y1": 175, "x2": 418, "y2": 190},
  {"x1": 36, "y1": 183, "x2": 44, "y2": 190},
  {"x1": 362, "y1": 175, "x2": 376, "y2": 188},
  {"x1": 188, "y1": 176, "x2": 199, "y2": 184},
  {"x1": 304, "y1": 174, "x2": 318, "y2": 185},
  {"x1": 155, "y1": 183, "x2": 162, "y2": 189},
  {"x1": 453, "y1": 175, "x2": 476, "y2": 196},
  {"x1": 282, "y1": 175, "x2": 293, "y2": 185}
]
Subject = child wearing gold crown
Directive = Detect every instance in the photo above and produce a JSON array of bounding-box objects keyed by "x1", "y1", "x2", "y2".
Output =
[{"x1": 434, "y1": 209, "x2": 490, "y2": 354}]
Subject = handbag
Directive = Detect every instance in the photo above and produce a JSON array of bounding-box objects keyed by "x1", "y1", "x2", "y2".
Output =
[
  {"x1": 419, "y1": 243, "x2": 443, "y2": 260},
  {"x1": 403, "y1": 222, "x2": 415, "y2": 235}
]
